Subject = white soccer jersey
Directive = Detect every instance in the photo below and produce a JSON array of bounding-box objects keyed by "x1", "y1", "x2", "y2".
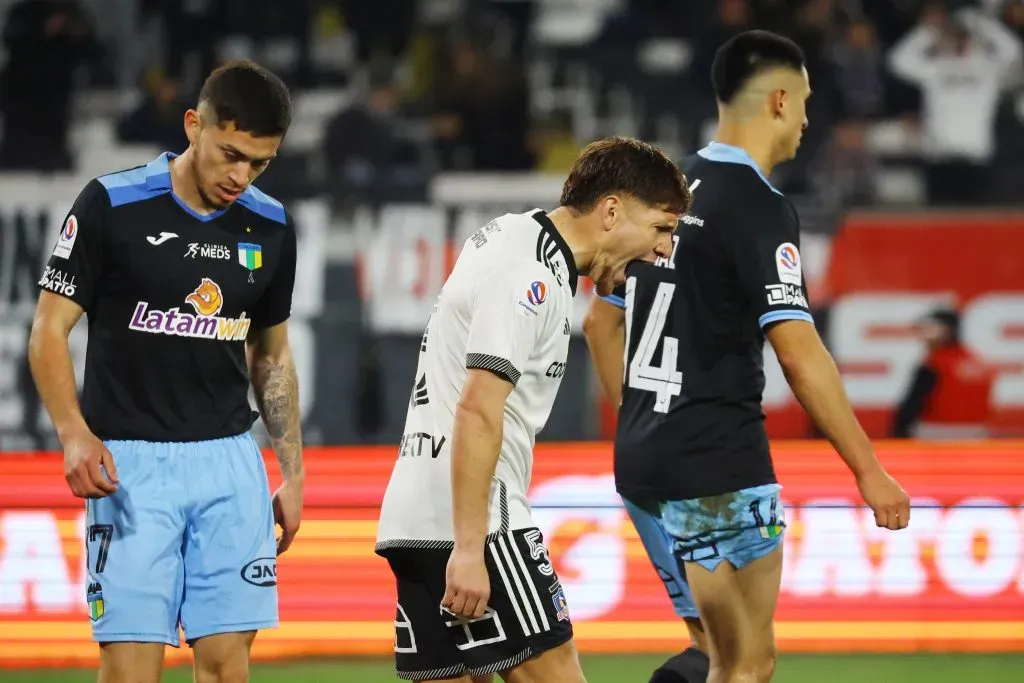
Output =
[{"x1": 376, "y1": 210, "x2": 579, "y2": 550}]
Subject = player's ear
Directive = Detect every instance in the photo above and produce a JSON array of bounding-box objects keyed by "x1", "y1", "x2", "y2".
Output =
[
  {"x1": 771, "y1": 89, "x2": 786, "y2": 120},
  {"x1": 184, "y1": 109, "x2": 201, "y2": 146},
  {"x1": 601, "y1": 195, "x2": 621, "y2": 231}
]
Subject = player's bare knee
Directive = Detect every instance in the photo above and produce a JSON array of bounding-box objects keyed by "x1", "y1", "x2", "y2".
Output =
[
  {"x1": 192, "y1": 632, "x2": 255, "y2": 683},
  {"x1": 684, "y1": 617, "x2": 709, "y2": 654},
  {"x1": 97, "y1": 642, "x2": 164, "y2": 683},
  {"x1": 752, "y1": 645, "x2": 776, "y2": 682},
  {"x1": 194, "y1": 659, "x2": 249, "y2": 683},
  {"x1": 503, "y1": 641, "x2": 586, "y2": 683}
]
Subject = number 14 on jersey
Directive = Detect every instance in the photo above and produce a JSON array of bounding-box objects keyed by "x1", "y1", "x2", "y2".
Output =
[{"x1": 623, "y1": 276, "x2": 683, "y2": 413}]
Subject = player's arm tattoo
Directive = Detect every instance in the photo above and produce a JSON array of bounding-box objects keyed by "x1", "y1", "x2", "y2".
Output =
[{"x1": 250, "y1": 329, "x2": 304, "y2": 481}]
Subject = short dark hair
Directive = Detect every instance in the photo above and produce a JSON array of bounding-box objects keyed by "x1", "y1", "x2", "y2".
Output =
[
  {"x1": 560, "y1": 137, "x2": 691, "y2": 215},
  {"x1": 198, "y1": 60, "x2": 292, "y2": 137},
  {"x1": 711, "y1": 30, "x2": 806, "y2": 104}
]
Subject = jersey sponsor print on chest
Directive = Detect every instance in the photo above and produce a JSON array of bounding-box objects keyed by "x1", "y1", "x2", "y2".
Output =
[
  {"x1": 128, "y1": 277, "x2": 251, "y2": 341},
  {"x1": 184, "y1": 242, "x2": 232, "y2": 260}
]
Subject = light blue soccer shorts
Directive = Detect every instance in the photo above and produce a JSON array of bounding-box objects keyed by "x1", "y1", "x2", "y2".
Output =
[
  {"x1": 84, "y1": 433, "x2": 278, "y2": 647},
  {"x1": 623, "y1": 484, "x2": 785, "y2": 619}
]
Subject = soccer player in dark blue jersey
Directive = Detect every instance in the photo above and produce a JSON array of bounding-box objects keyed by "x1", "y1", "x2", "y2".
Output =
[
  {"x1": 29, "y1": 61, "x2": 303, "y2": 682},
  {"x1": 584, "y1": 32, "x2": 911, "y2": 683}
]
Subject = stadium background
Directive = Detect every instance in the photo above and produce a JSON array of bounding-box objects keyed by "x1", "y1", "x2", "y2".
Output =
[{"x1": 1, "y1": 0, "x2": 1024, "y2": 680}]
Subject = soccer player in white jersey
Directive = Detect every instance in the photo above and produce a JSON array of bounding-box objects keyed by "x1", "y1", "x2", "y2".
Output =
[{"x1": 376, "y1": 137, "x2": 693, "y2": 683}]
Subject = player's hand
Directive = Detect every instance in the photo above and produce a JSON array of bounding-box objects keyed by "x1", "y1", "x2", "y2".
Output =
[
  {"x1": 857, "y1": 467, "x2": 911, "y2": 531},
  {"x1": 272, "y1": 478, "x2": 303, "y2": 555},
  {"x1": 442, "y1": 548, "x2": 490, "y2": 619},
  {"x1": 63, "y1": 429, "x2": 118, "y2": 499}
]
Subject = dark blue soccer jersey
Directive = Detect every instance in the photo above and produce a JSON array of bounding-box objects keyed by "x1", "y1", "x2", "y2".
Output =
[
  {"x1": 602, "y1": 142, "x2": 813, "y2": 501},
  {"x1": 37, "y1": 153, "x2": 297, "y2": 442}
]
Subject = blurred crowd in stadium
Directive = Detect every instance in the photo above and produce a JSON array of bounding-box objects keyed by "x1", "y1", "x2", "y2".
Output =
[
  {"x1": 3, "y1": 0, "x2": 1024, "y2": 205},
  {"x1": 1, "y1": 0, "x2": 1022, "y2": 450}
]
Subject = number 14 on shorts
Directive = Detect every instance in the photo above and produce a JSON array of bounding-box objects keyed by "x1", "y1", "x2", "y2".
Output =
[{"x1": 624, "y1": 277, "x2": 683, "y2": 412}]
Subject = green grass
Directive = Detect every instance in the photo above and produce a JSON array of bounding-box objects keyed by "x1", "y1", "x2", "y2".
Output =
[{"x1": 4, "y1": 654, "x2": 1024, "y2": 682}]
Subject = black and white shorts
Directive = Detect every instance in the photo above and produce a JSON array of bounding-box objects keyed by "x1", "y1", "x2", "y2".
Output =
[{"x1": 380, "y1": 528, "x2": 574, "y2": 680}]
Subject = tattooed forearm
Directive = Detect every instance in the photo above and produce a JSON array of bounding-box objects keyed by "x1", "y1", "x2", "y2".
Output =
[{"x1": 252, "y1": 354, "x2": 304, "y2": 481}]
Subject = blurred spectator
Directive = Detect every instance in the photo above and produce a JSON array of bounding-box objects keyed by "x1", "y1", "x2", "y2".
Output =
[
  {"x1": 116, "y1": 72, "x2": 189, "y2": 153},
  {"x1": 826, "y1": 17, "x2": 886, "y2": 202},
  {"x1": 323, "y1": 66, "x2": 423, "y2": 203},
  {"x1": 342, "y1": 0, "x2": 414, "y2": 65},
  {"x1": 0, "y1": 0, "x2": 100, "y2": 171},
  {"x1": 892, "y1": 308, "x2": 995, "y2": 440},
  {"x1": 530, "y1": 110, "x2": 581, "y2": 173},
  {"x1": 1007, "y1": 0, "x2": 1024, "y2": 40},
  {"x1": 155, "y1": 0, "x2": 218, "y2": 93},
  {"x1": 690, "y1": 0, "x2": 752, "y2": 100},
  {"x1": 888, "y1": 3, "x2": 1023, "y2": 205},
  {"x1": 431, "y1": 38, "x2": 533, "y2": 171}
]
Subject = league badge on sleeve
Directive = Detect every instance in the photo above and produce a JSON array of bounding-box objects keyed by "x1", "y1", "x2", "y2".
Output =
[
  {"x1": 52, "y1": 214, "x2": 79, "y2": 259},
  {"x1": 774, "y1": 242, "x2": 802, "y2": 286},
  {"x1": 527, "y1": 281, "x2": 547, "y2": 306},
  {"x1": 519, "y1": 280, "x2": 547, "y2": 316}
]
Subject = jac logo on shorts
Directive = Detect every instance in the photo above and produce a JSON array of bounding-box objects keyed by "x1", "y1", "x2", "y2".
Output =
[
  {"x1": 240, "y1": 557, "x2": 278, "y2": 587},
  {"x1": 775, "y1": 242, "x2": 802, "y2": 286},
  {"x1": 52, "y1": 214, "x2": 79, "y2": 259},
  {"x1": 184, "y1": 242, "x2": 232, "y2": 260},
  {"x1": 129, "y1": 278, "x2": 251, "y2": 341},
  {"x1": 765, "y1": 283, "x2": 808, "y2": 309},
  {"x1": 38, "y1": 266, "x2": 77, "y2": 297}
]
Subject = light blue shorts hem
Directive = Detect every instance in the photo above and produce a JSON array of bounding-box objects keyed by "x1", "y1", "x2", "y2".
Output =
[
  {"x1": 183, "y1": 619, "x2": 280, "y2": 644},
  {"x1": 660, "y1": 484, "x2": 787, "y2": 573},
  {"x1": 91, "y1": 631, "x2": 181, "y2": 647}
]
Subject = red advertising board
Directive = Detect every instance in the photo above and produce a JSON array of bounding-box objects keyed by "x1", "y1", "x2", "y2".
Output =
[
  {"x1": 821, "y1": 212, "x2": 1024, "y2": 437},
  {"x1": 1, "y1": 442, "x2": 1023, "y2": 668}
]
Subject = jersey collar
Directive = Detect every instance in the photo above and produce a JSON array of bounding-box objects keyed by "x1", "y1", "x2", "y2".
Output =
[
  {"x1": 145, "y1": 152, "x2": 230, "y2": 222},
  {"x1": 530, "y1": 210, "x2": 579, "y2": 296},
  {"x1": 697, "y1": 141, "x2": 783, "y2": 196}
]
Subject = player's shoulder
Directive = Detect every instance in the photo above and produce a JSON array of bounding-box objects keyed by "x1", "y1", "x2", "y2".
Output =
[
  {"x1": 94, "y1": 153, "x2": 172, "y2": 209},
  {"x1": 462, "y1": 210, "x2": 546, "y2": 266},
  {"x1": 684, "y1": 146, "x2": 796, "y2": 235},
  {"x1": 236, "y1": 183, "x2": 289, "y2": 226},
  {"x1": 456, "y1": 210, "x2": 570, "y2": 294}
]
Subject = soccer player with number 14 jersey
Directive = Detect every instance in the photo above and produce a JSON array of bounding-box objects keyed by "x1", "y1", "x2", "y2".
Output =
[{"x1": 584, "y1": 32, "x2": 912, "y2": 683}]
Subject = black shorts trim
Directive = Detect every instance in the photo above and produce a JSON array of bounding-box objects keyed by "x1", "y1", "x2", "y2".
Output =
[
  {"x1": 466, "y1": 353, "x2": 521, "y2": 386},
  {"x1": 384, "y1": 527, "x2": 574, "y2": 680}
]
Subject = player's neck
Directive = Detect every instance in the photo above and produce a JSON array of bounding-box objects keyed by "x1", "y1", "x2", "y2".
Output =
[
  {"x1": 712, "y1": 120, "x2": 777, "y2": 178},
  {"x1": 545, "y1": 206, "x2": 594, "y2": 273},
  {"x1": 168, "y1": 150, "x2": 217, "y2": 216}
]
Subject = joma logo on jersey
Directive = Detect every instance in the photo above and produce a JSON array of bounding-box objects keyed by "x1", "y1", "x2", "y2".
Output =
[{"x1": 129, "y1": 278, "x2": 251, "y2": 341}]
